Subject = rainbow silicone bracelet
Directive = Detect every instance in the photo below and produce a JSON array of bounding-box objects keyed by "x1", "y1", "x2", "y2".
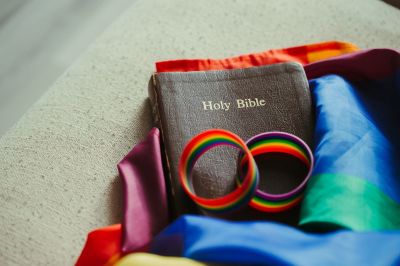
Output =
[
  {"x1": 238, "y1": 132, "x2": 314, "y2": 212},
  {"x1": 178, "y1": 129, "x2": 259, "y2": 213}
]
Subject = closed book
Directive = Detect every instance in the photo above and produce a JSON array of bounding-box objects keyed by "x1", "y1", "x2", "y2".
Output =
[{"x1": 148, "y1": 62, "x2": 313, "y2": 219}]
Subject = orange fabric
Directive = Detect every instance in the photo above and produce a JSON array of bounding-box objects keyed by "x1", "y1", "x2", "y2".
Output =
[
  {"x1": 75, "y1": 224, "x2": 122, "y2": 266},
  {"x1": 156, "y1": 41, "x2": 358, "y2": 73}
]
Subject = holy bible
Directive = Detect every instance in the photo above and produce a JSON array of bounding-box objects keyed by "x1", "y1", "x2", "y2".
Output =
[{"x1": 148, "y1": 62, "x2": 313, "y2": 217}]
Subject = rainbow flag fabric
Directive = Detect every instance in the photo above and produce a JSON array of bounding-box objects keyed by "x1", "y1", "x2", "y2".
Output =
[
  {"x1": 301, "y1": 48, "x2": 400, "y2": 231},
  {"x1": 75, "y1": 43, "x2": 400, "y2": 266}
]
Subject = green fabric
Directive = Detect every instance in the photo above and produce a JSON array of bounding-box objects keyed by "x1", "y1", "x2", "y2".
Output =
[{"x1": 299, "y1": 174, "x2": 400, "y2": 231}]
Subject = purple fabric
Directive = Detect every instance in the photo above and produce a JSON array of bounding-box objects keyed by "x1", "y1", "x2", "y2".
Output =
[
  {"x1": 118, "y1": 127, "x2": 169, "y2": 254},
  {"x1": 305, "y1": 48, "x2": 400, "y2": 80}
]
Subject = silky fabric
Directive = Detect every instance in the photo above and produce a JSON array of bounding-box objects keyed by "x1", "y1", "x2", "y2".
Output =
[
  {"x1": 151, "y1": 215, "x2": 400, "y2": 266},
  {"x1": 115, "y1": 253, "x2": 216, "y2": 266},
  {"x1": 300, "y1": 49, "x2": 400, "y2": 231},
  {"x1": 156, "y1": 41, "x2": 358, "y2": 73},
  {"x1": 75, "y1": 224, "x2": 122, "y2": 266},
  {"x1": 118, "y1": 127, "x2": 169, "y2": 254},
  {"x1": 75, "y1": 128, "x2": 169, "y2": 265}
]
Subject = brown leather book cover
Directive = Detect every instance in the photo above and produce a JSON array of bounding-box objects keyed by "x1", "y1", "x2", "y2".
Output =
[{"x1": 148, "y1": 62, "x2": 313, "y2": 219}]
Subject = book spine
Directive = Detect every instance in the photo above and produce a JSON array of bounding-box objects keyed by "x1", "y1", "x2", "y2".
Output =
[
  {"x1": 148, "y1": 75, "x2": 179, "y2": 218},
  {"x1": 148, "y1": 74, "x2": 160, "y2": 128}
]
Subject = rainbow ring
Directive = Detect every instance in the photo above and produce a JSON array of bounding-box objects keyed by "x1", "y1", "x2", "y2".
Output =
[
  {"x1": 238, "y1": 132, "x2": 314, "y2": 213},
  {"x1": 178, "y1": 129, "x2": 259, "y2": 213}
]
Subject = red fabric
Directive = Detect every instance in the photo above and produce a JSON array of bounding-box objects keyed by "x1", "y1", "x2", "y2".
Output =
[
  {"x1": 75, "y1": 224, "x2": 121, "y2": 266},
  {"x1": 156, "y1": 41, "x2": 358, "y2": 73}
]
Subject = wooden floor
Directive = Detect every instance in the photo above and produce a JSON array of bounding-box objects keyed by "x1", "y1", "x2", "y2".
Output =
[{"x1": 0, "y1": 0, "x2": 134, "y2": 136}]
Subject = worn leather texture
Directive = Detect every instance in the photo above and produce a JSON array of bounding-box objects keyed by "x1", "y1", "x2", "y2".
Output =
[{"x1": 149, "y1": 62, "x2": 313, "y2": 216}]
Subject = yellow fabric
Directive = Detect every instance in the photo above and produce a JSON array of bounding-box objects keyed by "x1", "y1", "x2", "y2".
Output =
[
  {"x1": 306, "y1": 42, "x2": 358, "y2": 63},
  {"x1": 114, "y1": 253, "x2": 212, "y2": 266}
]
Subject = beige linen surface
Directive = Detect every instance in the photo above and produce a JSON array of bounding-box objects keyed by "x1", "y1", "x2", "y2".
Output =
[{"x1": 0, "y1": 0, "x2": 399, "y2": 265}]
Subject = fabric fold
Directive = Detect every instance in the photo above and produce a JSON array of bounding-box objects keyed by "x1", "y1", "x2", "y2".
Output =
[
  {"x1": 75, "y1": 224, "x2": 122, "y2": 266},
  {"x1": 75, "y1": 128, "x2": 169, "y2": 265},
  {"x1": 300, "y1": 49, "x2": 400, "y2": 231},
  {"x1": 150, "y1": 215, "x2": 400, "y2": 266},
  {"x1": 118, "y1": 127, "x2": 169, "y2": 254}
]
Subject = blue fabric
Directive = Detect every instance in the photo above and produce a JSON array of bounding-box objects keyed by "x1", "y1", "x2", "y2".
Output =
[
  {"x1": 299, "y1": 49, "x2": 400, "y2": 231},
  {"x1": 151, "y1": 215, "x2": 400, "y2": 266},
  {"x1": 310, "y1": 72, "x2": 400, "y2": 203}
]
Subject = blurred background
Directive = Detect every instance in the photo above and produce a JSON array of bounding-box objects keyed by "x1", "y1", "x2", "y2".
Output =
[
  {"x1": 0, "y1": 0, "x2": 134, "y2": 136},
  {"x1": 0, "y1": 0, "x2": 399, "y2": 137}
]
